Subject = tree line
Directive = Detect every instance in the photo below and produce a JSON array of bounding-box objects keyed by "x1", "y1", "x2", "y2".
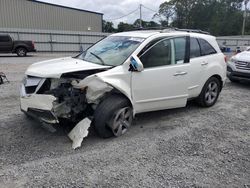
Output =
[{"x1": 103, "y1": 0, "x2": 249, "y2": 36}]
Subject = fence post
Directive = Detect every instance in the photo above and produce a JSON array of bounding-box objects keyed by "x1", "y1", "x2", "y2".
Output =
[
  {"x1": 78, "y1": 34, "x2": 81, "y2": 52},
  {"x1": 49, "y1": 33, "x2": 53, "y2": 52}
]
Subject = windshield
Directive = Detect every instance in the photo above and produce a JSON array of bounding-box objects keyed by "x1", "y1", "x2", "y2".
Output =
[{"x1": 77, "y1": 36, "x2": 144, "y2": 66}]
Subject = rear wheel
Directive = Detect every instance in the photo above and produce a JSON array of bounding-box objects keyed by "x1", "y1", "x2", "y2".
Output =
[
  {"x1": 93, "y1": 95, "x2": 133, "y2": 138},
  {"x1": 16, "y1": 47, "x2": 27, "y2": 57},
  {"x1": 196, "y1": 77, "x2": 221, "y2": 107}
]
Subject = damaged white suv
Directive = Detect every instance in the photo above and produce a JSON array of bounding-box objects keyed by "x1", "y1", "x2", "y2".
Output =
[{"x1": 20, "y1": 29, "x2": 226, "y2": 138}]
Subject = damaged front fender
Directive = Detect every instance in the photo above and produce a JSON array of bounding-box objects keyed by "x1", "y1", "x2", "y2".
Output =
[{"x1": 73, "y1": 75, "x2": 113, "y2": 104}]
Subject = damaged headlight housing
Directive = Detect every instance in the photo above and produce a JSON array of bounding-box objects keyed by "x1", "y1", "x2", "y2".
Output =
[{"x1": 21, "y1": 75, "x2": 28, "y2": 85}]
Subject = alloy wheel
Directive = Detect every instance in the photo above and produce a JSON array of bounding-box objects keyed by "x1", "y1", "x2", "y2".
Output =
[
  {"x1": 205, "y1": 81, "x2": 218, "y2": 104},
  {"x1": 109, "y1": 107, "x2": 133, "y2": 137}
]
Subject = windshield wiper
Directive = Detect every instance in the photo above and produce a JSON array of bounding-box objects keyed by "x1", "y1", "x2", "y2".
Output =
[{"x1": 90, "y1": 52, "x2": 105, "y2": 65}]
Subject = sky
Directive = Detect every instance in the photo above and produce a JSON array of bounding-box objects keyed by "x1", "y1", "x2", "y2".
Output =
[{"x1": 38, "y1": 0, "x2": 166, "y2": 27}]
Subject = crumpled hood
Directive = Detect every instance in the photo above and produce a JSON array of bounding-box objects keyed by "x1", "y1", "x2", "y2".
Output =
[
  {"x1": 25, "y1": 57, "x2": 111, "y2": 78},
  {"x1": 233, "y1": 51, "x2": 250, "y2": 62}
]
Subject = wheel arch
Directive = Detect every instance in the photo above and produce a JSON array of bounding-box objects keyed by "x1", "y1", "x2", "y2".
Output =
[
  {"x1": 99, "y1": 89, "x2": 135, "y2": 116},
  {"x1": 14, "y1": 45, "x2": 28, "y2": 52}
]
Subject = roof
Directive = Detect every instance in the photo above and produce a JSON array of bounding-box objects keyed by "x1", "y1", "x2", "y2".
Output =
[
  {"x1": 112, "y1": 31, "x2": 161, "y2": 38},
  {"x1": 111, "y1": 30, "x2": 214, "y2": 39},
  {"x1": 30, "y1": 0, "x2": 103, "y2": 15}
]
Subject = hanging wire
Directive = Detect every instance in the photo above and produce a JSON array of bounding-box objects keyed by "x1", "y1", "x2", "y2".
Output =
[
  {"x1": 105, "y1": 7, "x2": 139, "y2": 21},
  {"x1": 141, "y1": 5, "x2": 158, "y2": 14}
]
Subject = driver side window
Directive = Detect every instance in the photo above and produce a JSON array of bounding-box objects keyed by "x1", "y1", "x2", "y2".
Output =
[
  {"x1": 139, "y1": 37, "x2": 187, "y2": 68},
  {"x1": 139, "y1": 39, "x2": 173, "y2": 68}
]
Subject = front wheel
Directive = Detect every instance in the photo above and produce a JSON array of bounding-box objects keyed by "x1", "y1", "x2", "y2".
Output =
[
  {"x1": 16, "y1": 47, "x2": 27, "y2": 57},
  {"x1": 93, "y1": 95, "x2": 133, "y2": 138},
  {"x1": 196, "y1": 77, "x2": 221, "y2": 107}
]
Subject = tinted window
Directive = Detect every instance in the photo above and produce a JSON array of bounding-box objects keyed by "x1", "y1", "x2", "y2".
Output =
[
  {"x1": 190, "y1": 38, "x2": 201, "y2": 58},
  {"x1": 198, "y1": 38, "x2": 217, "y2": 56},
  {"x1": 137, "y1": 37, "x2": 164, "y2": 57},
  {"x1": 140, "y1": 39, "x2": 172, "y2": 68},
  {"x1": 174, "y1": 37, "x2": 186, "y2": 64},
  {"x1": 0, "y1": 36, "x2": 10, "y2": 42}
]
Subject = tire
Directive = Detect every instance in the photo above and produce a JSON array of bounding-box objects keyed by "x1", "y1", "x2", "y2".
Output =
[
  {"x1": 16, "y1": 47, "x2": 27, "y2": 57},
  {"x1": 196, "y1": 77, "x2": 221, "y2": 107},
  {"x1": 93, "y1": 94, "x2": 133, "y2": 138}
]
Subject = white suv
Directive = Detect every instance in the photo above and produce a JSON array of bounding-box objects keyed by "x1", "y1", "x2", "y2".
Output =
[
  {"x1": 227, "y1": 49, "x2": 250, "y2": 82},
  {"x1": 20, "y1": 29, "x2": 226, "y2": 138}
]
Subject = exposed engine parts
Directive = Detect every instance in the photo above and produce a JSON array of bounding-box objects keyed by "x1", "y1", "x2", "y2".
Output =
[{"x1": 44, "y1": 79, "x2": 90, "y2": 123}]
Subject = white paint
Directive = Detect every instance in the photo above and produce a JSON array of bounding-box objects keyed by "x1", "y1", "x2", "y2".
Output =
[
  {"x1": 20, "y1": 94, "x2": 56, "y2": 112},
  {"x1": 25, "y1": 57, "x2": 111, "y2": 78},
  {"x1": 68, "y1": 118, "x2": 91, "y2": 149},
  {"x1": 73, "y1": 75, "x2": 113, "y2": 103}
]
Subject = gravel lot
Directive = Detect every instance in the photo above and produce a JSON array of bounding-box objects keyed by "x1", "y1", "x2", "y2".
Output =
[{"x1": 0, "y1": 53, "x2": 249, "y2": 187}]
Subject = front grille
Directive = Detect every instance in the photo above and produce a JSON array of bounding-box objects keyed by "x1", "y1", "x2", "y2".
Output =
[
  {"x1": 37, "y1": 79, "x2": 51, "y2": 94},
  {"x1": 235, "y1": 61, "x2": 250, "y2": 71},
  {"x1": 25, "y1": 86, "x2": 37, "y2": 94}
]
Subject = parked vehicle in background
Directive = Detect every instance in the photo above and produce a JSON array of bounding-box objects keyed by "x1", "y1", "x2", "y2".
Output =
[
  {"x1": 20, "y1": 29, "x2": 226, "y2": 138},
  {"x1": 0, "y1": 34, "x2": 36, "y2": 57},
  {"x1": 227, "y1": 50, "x2": 250, "y2": 82},
  {"x1": 219, "y1": 44, "x2": 226, "y2": 52}
]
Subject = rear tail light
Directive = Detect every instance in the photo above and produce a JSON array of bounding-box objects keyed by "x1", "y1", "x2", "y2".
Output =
[
  {"x1": 32, "y1": 41, "x2": 35, "y2": 48},
  {"x1": 224, "y1": 56, "x2": 227, "y2": 63}
]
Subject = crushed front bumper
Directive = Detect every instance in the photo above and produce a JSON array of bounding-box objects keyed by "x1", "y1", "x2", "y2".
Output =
[
  {"x1": 22, "y1": 108, "x2": 58, "y2": 132},
  {"x1": 20, "y1": 79, "x2": 59, "y2": 131}
]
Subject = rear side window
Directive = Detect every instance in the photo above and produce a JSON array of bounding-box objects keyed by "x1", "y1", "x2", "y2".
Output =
[
  {"x1": 190, "y1": 38, "x2": 201, "y2": 58},
  {"x1": 198, "y1": 38, "x2": 217, "y2": 56},
  {"x1": 0, "y1": 36, "x2": 10, "y2": 42}
]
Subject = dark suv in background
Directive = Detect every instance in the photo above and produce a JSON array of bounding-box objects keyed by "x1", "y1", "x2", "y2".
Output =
[{"x1": 0, "y1": 34, "x2": 36, "y2": 57}]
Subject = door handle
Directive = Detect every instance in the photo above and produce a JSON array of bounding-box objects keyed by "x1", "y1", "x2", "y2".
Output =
[
  {"x1": 174, "y1": 71, "x2": 187, "y2": 76},
  {"x1": 201, "y1": 62, "x2": 208, "y2": 66}
]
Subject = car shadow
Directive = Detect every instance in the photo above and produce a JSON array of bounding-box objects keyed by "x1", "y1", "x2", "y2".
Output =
[
  {"x1": 0, "y1": 54, "x2": 35, "y2": 58},
  {"x1": 228, "y1": 80, "x2": 250, "y2": 89}
]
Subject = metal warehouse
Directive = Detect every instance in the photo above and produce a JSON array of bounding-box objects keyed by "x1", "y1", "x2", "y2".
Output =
[{"x1": 0, "y1": 0, "x2": 103, "y2": 32}]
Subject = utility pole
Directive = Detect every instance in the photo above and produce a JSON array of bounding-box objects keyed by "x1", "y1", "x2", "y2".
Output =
[
  {"x1": 242, "y1": 0, "x2": 249, "y2": 36},
  {"x1": 139, "y1": 4, "x2": 142, "y2": 28}
]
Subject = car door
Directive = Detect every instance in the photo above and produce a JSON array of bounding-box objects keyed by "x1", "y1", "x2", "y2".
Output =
[
  {"x1": 188, "y1": 37, "x2": 204, "y2": 97},
  {"x1": 0, "y1": 35, "x2": 12, "y2": 52},
  {"x1": 188, "y1": 37, "x2": 218, "y2": 98},
  {"x1": 131, "y1": 37, "x2": 190, "y2": 113}
]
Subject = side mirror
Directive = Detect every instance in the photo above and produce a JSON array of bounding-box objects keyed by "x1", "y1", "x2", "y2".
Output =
[{"x1": 129, "y1": 54, "x2": 144, "y2": 72}]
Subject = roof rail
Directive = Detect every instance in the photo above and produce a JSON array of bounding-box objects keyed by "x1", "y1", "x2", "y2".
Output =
[
  {"x1": 174, "y1": 28, "x2": 210, "y2": 34},
  {"x1": 126, "y1": 26, "x2": 171, "y2": 31}
]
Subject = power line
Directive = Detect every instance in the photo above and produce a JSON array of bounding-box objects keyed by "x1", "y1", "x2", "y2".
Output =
[
  {"x1": 141, "y1": 5, "x2": 158, "y2": 14},
  {"x1": 105, "y1": 4, "x2": 160, "y2": 24},
  {"x1": 105, "y1": 7, "x2": 139, "y2": 21}
]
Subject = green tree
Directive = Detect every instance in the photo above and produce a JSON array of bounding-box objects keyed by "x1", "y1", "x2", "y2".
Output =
[
  {"x1": 103, "y1": 20, "x2": 116, "y2": 33},
  {"x1": 117, "y1": 22, "x2": 134, "y2": 32},
  {"x1": 133, "y1": 19, "x2": 160, "y2": 28},
  {"x1": 157, "y1": 0, "x2": 244, "y2": 36}
]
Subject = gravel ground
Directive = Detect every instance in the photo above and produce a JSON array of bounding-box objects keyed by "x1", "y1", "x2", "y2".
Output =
[{"x1": 0, "y1": 53, "x2": 249, "y2": 188}]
